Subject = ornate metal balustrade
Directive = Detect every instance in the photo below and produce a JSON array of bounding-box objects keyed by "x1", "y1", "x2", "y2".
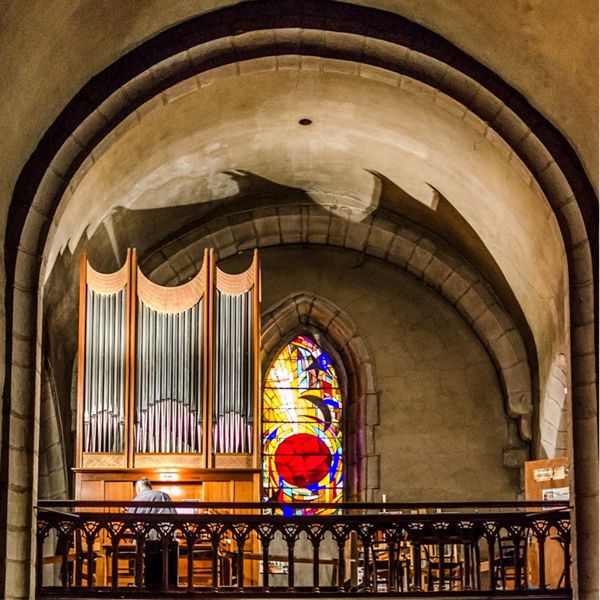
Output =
[{"x1": 36, "y1": 500, "x2": 571, "y2": 598}]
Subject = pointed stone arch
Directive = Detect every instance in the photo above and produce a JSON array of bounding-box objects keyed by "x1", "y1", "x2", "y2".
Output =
[
  {"x1": 262, "y1": 293, "x2": 379, "y2": 500},
  {"x1": 144, "y1": 205, "x2": 534, "y2": 441},
  {"x1": 38, "y1": 366, "x2": 68, "y2": 501}
]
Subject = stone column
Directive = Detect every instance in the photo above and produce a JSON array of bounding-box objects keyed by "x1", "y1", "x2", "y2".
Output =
[
  {"x1": 570, "y1": 279, "x2": 598, "y2": 600},
  {"x1": 3, "y1": 281, "x2": 41, "y2": 600}
]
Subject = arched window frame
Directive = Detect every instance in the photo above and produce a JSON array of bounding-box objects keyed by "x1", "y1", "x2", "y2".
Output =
[{"x1": 261, "y1": 294, "x2": 378, "y2": 501}]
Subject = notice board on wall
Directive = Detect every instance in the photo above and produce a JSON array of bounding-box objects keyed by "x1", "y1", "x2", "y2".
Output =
[{"x1": 525, "y1": 457, "x2": 570, "y2": 588}]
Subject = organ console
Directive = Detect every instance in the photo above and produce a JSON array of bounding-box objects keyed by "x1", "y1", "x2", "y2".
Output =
[{"x1": 74, "y1": 248, "x2": 261, "y2": 507}]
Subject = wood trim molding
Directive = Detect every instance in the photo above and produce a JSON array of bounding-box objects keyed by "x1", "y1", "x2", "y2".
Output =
[
  {"x1": 126, "y1": 249, "x2": 136, "y2": 468},
  {"x1": 205, "y1": 249, "x2": 215, "y2": 467},
  {"x1": 86, "y1": 255, "x2": 130, "y2": 294},
  {"x1": 137, "y1": 258, "x2": 206, "y2": 313},
  {"x1": 75, "y1": 253, "x2": 87, "y2": 468}
]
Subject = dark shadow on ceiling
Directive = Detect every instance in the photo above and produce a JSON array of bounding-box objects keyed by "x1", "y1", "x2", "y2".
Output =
[
  {"x1": 42, "y1": 171, "x2": 316, "y2": 466},
  {"x1": 368, "y1": 169, "x2": 532, "y2": 352}
]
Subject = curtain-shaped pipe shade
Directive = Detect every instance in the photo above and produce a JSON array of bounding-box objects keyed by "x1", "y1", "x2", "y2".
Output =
[
  {"x1": 134, "y1": 262, "x2": 206, "y2": 453},
  {"x1": 83, "y1": 260, "x2": 129, "y2": 453},
  {"x1": 213, "y1": 257, "x2": 257, "y2": 454}
]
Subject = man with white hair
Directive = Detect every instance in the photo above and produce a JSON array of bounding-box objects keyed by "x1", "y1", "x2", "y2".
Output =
[{"x1": 130, "y1": 477, "x2": 176, "y2": 514}]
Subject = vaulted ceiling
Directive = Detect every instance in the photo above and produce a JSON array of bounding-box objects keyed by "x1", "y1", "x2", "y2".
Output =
[{"x1": 1, "y1": 0, "x2": 596, "y2": 457}]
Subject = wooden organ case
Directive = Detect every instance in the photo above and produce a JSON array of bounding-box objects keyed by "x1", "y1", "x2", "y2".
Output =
[{"x1": 74, "y1": 248, "x2": 261, "y2": 508}]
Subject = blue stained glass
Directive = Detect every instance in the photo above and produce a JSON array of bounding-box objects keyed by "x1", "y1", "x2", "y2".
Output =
[{"x1": 319, "y1": 353, "x2": 330, "y2": 370}]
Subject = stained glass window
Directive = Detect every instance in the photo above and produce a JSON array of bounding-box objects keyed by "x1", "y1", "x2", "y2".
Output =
[{"x1": 263, "y1": 335, "x2": 343, "y2": 514}]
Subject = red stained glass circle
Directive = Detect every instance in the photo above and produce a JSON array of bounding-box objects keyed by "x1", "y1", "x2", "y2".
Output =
[{"x1": 274, "y1": 433, "x2": 332, "y2": 487}]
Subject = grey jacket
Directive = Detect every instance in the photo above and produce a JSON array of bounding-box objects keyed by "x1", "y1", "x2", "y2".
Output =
[{"x1": 128, "y1": 489, "x2": 176, "y2": 514}]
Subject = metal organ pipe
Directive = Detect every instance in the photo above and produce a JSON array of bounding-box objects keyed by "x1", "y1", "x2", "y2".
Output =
[
  {"x1": 227, "y1": 294, "x2": 232, "y2": 453},
  {"x1": 195, "y1": 300, "x2": 207, "y2": 452},
  {"x1": 246, "y1": 292, "x2": 253, "y2": 451},
  {"x1": 218, "y1": 292, "x2": 222, "y2": 453},
  {"x1": 117, "y1": 291, "x2": 124, "y2": 451},
  {"x1": 81, "y1": 253, "x2": 259, "y2": 459},
  {"x1": 84, "y1": 290, "x2": 91, "y2": 451},
  {"x1": 156, "y1": 311, "x2": 162, "y2": 452},
  {"x1": 107, "y1": 294, "x2": 113, "y2": 450},
  {"x1": 133, "y1": 296, "x2": 203, "y2": 454},
  {"x1": 238, "y1": 293, "x2": 242, "y2": 451},
  {"x1": 83, "y1": 287, "x2": 126, "y2": 453},
  {"x1": 213, "y1": 287, "x2": 253, "y2": 454},
  {"x1": 183, "y1": 307, "x2": 190, "y2": 451},
  {"x1": 97, "y1": 291, "x2": 105, "y2": 452},
  {"x1": 91, "y1": 290, "x2": 98, "y2": 452},
  {"x1": 100, "y1": 291, "x2": 107, "y2": 452},
  {"x1": 173, "y1": 311, "x2": 179, "y2": 453},
  {"x1": 232, "y1": 294, "x2": 237, "y2": 453},
  {"x1": 102, "y1": 293, "x2": 109, "y2": 452}
]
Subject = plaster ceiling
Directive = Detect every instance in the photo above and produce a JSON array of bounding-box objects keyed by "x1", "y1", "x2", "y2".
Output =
[
  {"x1": 44, "y1": 63, "x2": 568, "y2": 376},
  {"x1": 0, "y1": 0, "x2": 596, "y2": 221},
  {"x1": 15, "y1": 0, "x2": 587, "y2": 454}
]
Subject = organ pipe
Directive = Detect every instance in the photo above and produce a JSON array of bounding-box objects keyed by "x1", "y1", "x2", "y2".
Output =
[
  {"x1": 78, "y1": 253, "x2": 131, "y2": 458},
  {"x1": 212, "y1": 251, "x2": 259, "y2": 454},
  {"x1": 134, "y1": 300, "x2": 203, "y2": 453},
  {"x1": 77, "y1": 248, "x2": 260, "y2": 465},
  {"x1": 134, "y1": 253, "x2": 208, "y2": 454}
]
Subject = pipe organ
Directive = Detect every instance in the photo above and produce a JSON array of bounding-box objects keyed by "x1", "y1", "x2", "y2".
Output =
[
  {"x1": 82, "y1": 259, "x2": 130, "y2": 454},
  {"x1": 75, "y1": 249, "x2": 261, "y2": 507},
  {"x1": 135, "y1": 265, "x2": 206, "y2": 455},
  {"x1": 213, "y1": 267, "x2": 256, "y2": 454}
]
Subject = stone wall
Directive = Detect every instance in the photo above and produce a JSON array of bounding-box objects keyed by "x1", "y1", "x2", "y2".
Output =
[
  {"x1": 1, "y1": 4, "x2": 596, "y2": 597},
  {"x1": 539, "y1": 354, "x2": 569, "y2": 458},
  {"x1": 38, "y1": 369, "x2": 68, "y2": 501},
  {"x1": 224, "y1": 245, "x2": 520, "y2": 501}
]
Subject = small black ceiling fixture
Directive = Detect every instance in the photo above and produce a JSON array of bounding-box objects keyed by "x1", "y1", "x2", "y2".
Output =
[{"x1": 298, "y1": 118, "x2": 313, "y2": 126}]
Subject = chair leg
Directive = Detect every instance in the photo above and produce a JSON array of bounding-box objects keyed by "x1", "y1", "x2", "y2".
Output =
[
  {"x1": 398, "y1": 561, "x2": 403, "y2": 592},
  {"x1": 474, "y1": 543, "x2": 481, "y2": 590}
]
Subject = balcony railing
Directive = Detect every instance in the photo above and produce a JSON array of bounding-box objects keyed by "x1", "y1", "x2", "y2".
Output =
[{"x1": 36, "y1": 500, "x2": 571, "y2": 597}]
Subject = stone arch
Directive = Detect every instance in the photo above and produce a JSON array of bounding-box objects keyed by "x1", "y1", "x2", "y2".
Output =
[
  {"x1": 141, "y1": 205, "x2": 534, "y2": 441},
  {"x1": 1, "y1": 1, "x2": 596, "y2": 596},
  {"x1": 37, "y1": 367, "x2": 68, "y2": 589},
  {"x1": 262, "y1": 293, "x2": 378, "y2": 501},
  {"x1": 539, "y1": 354, "x2": 569, "y2": 459}
]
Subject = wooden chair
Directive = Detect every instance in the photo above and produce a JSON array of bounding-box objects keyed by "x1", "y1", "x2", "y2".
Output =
[
  {"x1": 178, "y1": 539, "x2": 213, "y2": 587},
  {"x1": 423, "y1": 544, "x2": 464, "y2": 591},
  {"x1": 494, "y1": 537, "x2": 527, "y2": 590}
]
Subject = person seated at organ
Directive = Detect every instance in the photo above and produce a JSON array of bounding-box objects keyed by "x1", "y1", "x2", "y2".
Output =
[
  {"x1": 129, "y1": 478, "x2": 176, "y2": 514},
  {"x1": 129, "y1": 477, "x2": 178, "y2": 587}
]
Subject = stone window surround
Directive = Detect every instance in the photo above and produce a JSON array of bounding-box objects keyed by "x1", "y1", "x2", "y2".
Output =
[{"x1": 262, "y1": 294, "x2": 377, "y2": 502}]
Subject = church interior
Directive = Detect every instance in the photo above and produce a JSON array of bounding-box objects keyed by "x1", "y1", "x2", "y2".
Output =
[{"x1": 0, "y1": 1, "x2": 597, "y2": 599}]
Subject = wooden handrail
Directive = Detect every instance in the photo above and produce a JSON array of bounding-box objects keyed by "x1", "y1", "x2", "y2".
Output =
[{"x1": 36, "y1": 499, "x2": 570, "y2": 510}]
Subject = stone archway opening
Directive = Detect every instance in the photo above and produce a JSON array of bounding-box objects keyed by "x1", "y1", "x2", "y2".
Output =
[
  {"x1": 1, "y1": 3, "x2": 596, "y2": 597},
  {"x1": 262, "y1": 293, "x2": 378, "y2": 501}
]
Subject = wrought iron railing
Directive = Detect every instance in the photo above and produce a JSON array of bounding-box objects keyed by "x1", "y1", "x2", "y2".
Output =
[{"x1": 36, "y1": 500, "x2": 571, "y2": 597}]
